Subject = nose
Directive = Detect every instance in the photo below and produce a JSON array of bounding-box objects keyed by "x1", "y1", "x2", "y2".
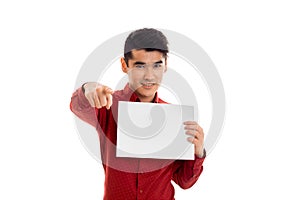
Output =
[{"x1": 143, "y1": 66, "x2": 155, "y2": 80}]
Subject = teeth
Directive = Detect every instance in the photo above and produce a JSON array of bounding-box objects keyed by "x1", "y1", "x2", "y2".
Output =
[{"x1": 142, "y1": 83, "x2": 155, "y2": 86}]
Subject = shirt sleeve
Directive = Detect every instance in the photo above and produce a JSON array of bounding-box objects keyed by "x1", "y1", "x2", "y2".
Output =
[
  {"x1": 70, "y1": 87, "x2": 100, "y2": 128},
  {"x1": 172, "y1": 150, "x2": 206, "y2": 189}
]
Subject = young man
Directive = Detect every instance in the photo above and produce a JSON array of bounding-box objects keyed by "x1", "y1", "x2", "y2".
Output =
[{"x1": 70, "y1": 28, "x2": 205, "y2": 200}]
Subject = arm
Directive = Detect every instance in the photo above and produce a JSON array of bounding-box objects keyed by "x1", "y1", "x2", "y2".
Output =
[
  {"x1": 70, "y1": 82, "x2": 113, "y2": 127},
  {"x1": 172, "y1": 121, "x2": 206, "y2": 189},
  {"x1": 70, "y1": 86, "x2": 99, "y2": 127},
  {"x1": 172, "y1": 151, "x2": 206, "y2": 189}
]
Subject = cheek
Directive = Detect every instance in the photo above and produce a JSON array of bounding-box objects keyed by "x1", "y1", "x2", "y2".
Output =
[
  {"x1": 155, "y1": 72, "x2": 164, "y2": 80},
  {"x1": 128, "y1": 72, "x2": 143, "y2": 83}
]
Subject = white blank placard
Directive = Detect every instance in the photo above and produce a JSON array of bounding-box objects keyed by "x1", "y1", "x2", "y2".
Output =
[{"x1": 116, "y1": 101, "x2": 194, "y2": 160}]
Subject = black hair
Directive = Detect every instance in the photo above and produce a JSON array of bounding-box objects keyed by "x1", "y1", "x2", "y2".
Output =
[{"x1": 124, "y1": 28, "x2": 169, "y2": 65}]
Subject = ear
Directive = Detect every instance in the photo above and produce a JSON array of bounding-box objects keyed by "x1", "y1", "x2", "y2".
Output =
[
  {"x1": 164, "y1": 59, "x2": 168, "y2": 73},
  {"x1": 121, "y1": 57, "x2": 128, "y2": 73}
]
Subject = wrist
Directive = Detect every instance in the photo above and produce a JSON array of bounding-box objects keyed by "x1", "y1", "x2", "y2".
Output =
[
  {"x1": 196, "y1": 149, "x2": 206, "y2": 158},
  {"x1": 81, "y1": 82, "x2": 88, "y2": 94}
]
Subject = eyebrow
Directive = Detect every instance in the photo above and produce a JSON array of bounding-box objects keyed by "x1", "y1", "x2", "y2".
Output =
[{"x1": 133, "y1": 60, "x2": 163, "y2": 65}]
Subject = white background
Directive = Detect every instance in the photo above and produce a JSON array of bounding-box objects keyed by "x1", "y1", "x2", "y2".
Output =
[{"x1": 1, "y1": 0, "x2": 299, "y2": 199}]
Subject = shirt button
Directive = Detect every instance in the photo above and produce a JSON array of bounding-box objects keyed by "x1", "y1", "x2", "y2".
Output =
[{"x1": 140, "y1": 190, "x2": 143, "y2": 194}]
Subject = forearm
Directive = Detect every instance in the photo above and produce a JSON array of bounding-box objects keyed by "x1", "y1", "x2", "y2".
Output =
[
  {"x1": 70, "y1": 86, "x2": 99, "y2": 127},
  {"x1": 172, "y1": 151, "x2": 206, "y2": 189}
]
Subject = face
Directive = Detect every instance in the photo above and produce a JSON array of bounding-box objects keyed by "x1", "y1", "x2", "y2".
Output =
[{"x1": 121, "y1": 49, "x2": 167, "y2": 102}]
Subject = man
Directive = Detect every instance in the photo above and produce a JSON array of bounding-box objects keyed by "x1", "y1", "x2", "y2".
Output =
[{"x1": 70, "y1": 28, "x2": 205, "y2": 200}]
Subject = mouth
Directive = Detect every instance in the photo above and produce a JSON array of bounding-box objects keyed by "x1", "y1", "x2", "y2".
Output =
[{"x1": 141, "y1": 82, "x2": 156, "y2": 89}]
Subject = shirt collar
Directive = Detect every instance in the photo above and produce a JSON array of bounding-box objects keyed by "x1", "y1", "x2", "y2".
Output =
[{"x1": 123, "y1": 83, "x2": 159, "y2": 103}]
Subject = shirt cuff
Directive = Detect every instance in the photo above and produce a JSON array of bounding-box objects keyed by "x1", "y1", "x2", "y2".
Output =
[
  {"x1": 196, "y1": 148, "x2": 206, "y2": 159},
  {"x1": 74, "y1": 85, "x2": 91, "y2": 110}
]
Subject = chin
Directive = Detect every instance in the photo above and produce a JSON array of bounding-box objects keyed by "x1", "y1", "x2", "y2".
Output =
[
  {"x1": 140, "y1": 90, "x2": 156, "y2": 97},
  {"x1": 137, "y1": 88, "x2": 156, "y2": 98}
]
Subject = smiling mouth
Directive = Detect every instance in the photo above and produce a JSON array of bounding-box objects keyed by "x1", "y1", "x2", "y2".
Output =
[{"x1": 141, "y1": 83, "x2": 156, "y2": 88}]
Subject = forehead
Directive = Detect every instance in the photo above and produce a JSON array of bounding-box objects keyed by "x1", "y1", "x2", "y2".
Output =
[{"x1": 130, "y1": 49, "x2": 164, "y2": 62}]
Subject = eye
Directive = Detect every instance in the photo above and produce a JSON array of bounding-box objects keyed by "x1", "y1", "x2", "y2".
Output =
[
  {"x1": 153, "y1": 63, "x2": 162, "y2": 68},
  {"x1": 135, "y1": 65, "x2": 145, "y2": 69}
]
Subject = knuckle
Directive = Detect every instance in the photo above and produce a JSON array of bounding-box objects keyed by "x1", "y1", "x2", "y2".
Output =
[
  {"x1": 198, "y1": 126, "x2": 203, "y2": 132},
  {"x1": 96, "y1": 86, "x2": 104, "y2": 94}
]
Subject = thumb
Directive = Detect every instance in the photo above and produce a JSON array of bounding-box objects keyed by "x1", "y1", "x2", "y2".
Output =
[{"x1": 104, "y1": 86, "x2": 114, "y2": 94}]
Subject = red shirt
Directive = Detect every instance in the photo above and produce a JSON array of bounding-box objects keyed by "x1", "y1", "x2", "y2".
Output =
[{"x1": 70, "y1": 84, "x2": 205, "y2": 200}]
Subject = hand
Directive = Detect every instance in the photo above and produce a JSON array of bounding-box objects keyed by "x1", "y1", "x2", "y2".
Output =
[
  {"x1": 184, "y1": 121, "x2": 205, "y2": 158},
  {"x1": 83, "y1": 82, "x2": 114, "y2": 109}
]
